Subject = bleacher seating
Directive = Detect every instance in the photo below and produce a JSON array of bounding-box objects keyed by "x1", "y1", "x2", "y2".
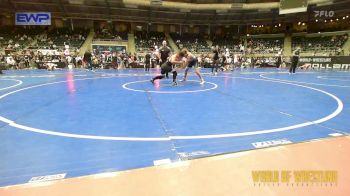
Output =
[
  {"x1": 36, "y1": 28, "x2": 88, "y2": 50},
  {"x1": 0, "y1": 26, "x2": 42, "y2": 51},
  {"x1": 247, "y1": 38, "x2": 284, "y2": 54},
  {"x1": 211, "y1": 35, "x2": 242, "y2": 52},
  {"x1": 292, "y1": 34, "x2": 348, "y2": 54},
  {"x1": 135, "y1": 31, "x2": 168, "y2": 53},
  {"x1": 170, "y1": 32, "x2": 210, "y2": 53},
  {"x1": 94, "y1": 28, "x2": 128, "y2": 41}
]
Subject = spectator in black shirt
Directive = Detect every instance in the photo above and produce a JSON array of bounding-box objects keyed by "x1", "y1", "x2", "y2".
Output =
[
  {"x1": 145, "y1": 53, "x2": 151, "y2": 71},
  {"x1": 83, "y1": 50, "x2": 92, "y2": 70}
]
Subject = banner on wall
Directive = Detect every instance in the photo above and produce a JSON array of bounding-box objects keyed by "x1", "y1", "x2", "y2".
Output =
[
  {"x1": 15, "y1": 12, "x2": 51, "y2": 26},
  {"x1": 299, "y1": 56, "x2": 350, "y2": 70}
]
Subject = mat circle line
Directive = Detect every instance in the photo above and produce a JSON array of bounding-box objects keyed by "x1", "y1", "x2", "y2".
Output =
[
  {"x1": 122, "y1": 80, "x2": 218, "y2": 93},
  {"x1": 0, "y1": 76, "x2": 343, "y2": 141},
  {"x1": 0, "y1": 79, "x2": 23, "y2": 91},
  {"x1": 259, "y1": 73, "x2": 350, "y2": 88}
]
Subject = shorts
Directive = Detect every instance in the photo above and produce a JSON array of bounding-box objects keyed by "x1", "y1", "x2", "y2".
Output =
[
  {"x1": 161, "y1": 61, "x2": 174, "y2": 74},
  {"x1": 188, "y1": 58, "x2": 198, "y2": 68}
]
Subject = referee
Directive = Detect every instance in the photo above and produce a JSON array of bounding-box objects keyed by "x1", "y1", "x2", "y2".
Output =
[
  {"x1": 144, "y1": 52, "x2": 151, "y2": 71},
  {"x1": 159, "y1": 40, "x2": 171, "y2": 78},
  {"x1": 289, "y1": 48, "x2": 300, "y2": 74}
]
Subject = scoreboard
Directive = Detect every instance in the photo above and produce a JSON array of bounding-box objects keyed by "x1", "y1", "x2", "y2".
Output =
[{"x1": 279, "y1": 0, "x2": 308, "y2": 14}]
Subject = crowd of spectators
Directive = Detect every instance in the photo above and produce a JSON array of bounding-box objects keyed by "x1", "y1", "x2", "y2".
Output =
[
  {"x1": 211, "y1": 34, "x2": 244, "y2": 53},
  {"x1": 94, "y1": 28, "x2": 128, "y2": 41},
  {"x1": 292, "y1": 34, "x2": 348, "y2": 55},
  {"x1": 33, "y1": 28, "x2": 87, "y2": 50},
  {"x1": 135, "y1": 31, "x2": 168, "y2": 54},
  {"x1": 0, "y1": 34, "x2": 32, "y2": 52},
  {"x1": 1, "y1": 26, "x2": 349, "y2": 72},
  {"x1": 0, "y1": 50, "x2": 81, "y2": 70},
  {"x1": 0, "y1": 27, "x2": 88, "y2": 70},
  {"x1": 170, "y1": 32, "x2": 210, "y2": 53},
  {"x1": 246, "y1": 38, "x2": 284, "y2": 54},
  {"x1": 0, "y1": 26, "x2": 43, "y2": 52},
  {"x1": 0, "y1": 26, "x2": 88, "y2": 53},
  {"x1": 89, "y1": 49, "x2": 140, "y2": 69}
]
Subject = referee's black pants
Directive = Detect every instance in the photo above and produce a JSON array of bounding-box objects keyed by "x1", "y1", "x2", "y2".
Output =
[{"x1": 289, "y1": 62, "x2": 297, "y2": 73}]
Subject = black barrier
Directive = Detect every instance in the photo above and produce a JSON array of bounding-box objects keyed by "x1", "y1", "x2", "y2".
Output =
[
  {"x1": 0, "y1": 62, "x2": 6, "y2": 69},
  {"x1": 299, "y1": 56, "x2": 350, "y2": 70}
]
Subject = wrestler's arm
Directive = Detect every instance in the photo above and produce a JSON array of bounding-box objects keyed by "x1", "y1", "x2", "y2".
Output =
[
  {"x1": 181, "y1": 57, "x2": 190, "y2": 69},
  {"x1": 169, "y1": 55, "x2": 184, "y2": 65}
]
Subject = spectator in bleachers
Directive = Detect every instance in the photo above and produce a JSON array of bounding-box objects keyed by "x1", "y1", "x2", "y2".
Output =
[
  {"x1": 247, "y1": 38, "x2": 283, "y2": 54},
  {"x1": 94, "y1": 28, "x2": 128, "y2": 41},
  {"x1": 292, "y1": 34, "x2": 347, "y2": 55},
  {"x1": 135, "y1": 31, "x2": 168, "y2": 57},
  {"x1": 170, "y1": 32, "x2": 210, "y2": 54}
]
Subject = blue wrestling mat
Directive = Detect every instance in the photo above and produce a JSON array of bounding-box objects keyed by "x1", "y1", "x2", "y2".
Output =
[{"x1": 0, "y1": 68, "x2": 349, "y2": 186}]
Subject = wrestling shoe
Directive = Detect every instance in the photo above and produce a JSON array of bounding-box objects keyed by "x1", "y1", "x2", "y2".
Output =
[
  {"x1": 200, "y1": 79, "x2": 205, "y2": 85},
  {"x1": 180, "y1": 78, "x2": 186, "y2": 82},
  {"x1": 150, "y1": 79, "x2": 154, "y2": 84},
  {"x1": 172, "y1": 81, "x2": 178, "y2": 86}
]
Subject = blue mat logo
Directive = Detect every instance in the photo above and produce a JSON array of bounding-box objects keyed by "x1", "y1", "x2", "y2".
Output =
[{"x1": 15, "y1": 12, "x2": 51, "y2": 25}]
